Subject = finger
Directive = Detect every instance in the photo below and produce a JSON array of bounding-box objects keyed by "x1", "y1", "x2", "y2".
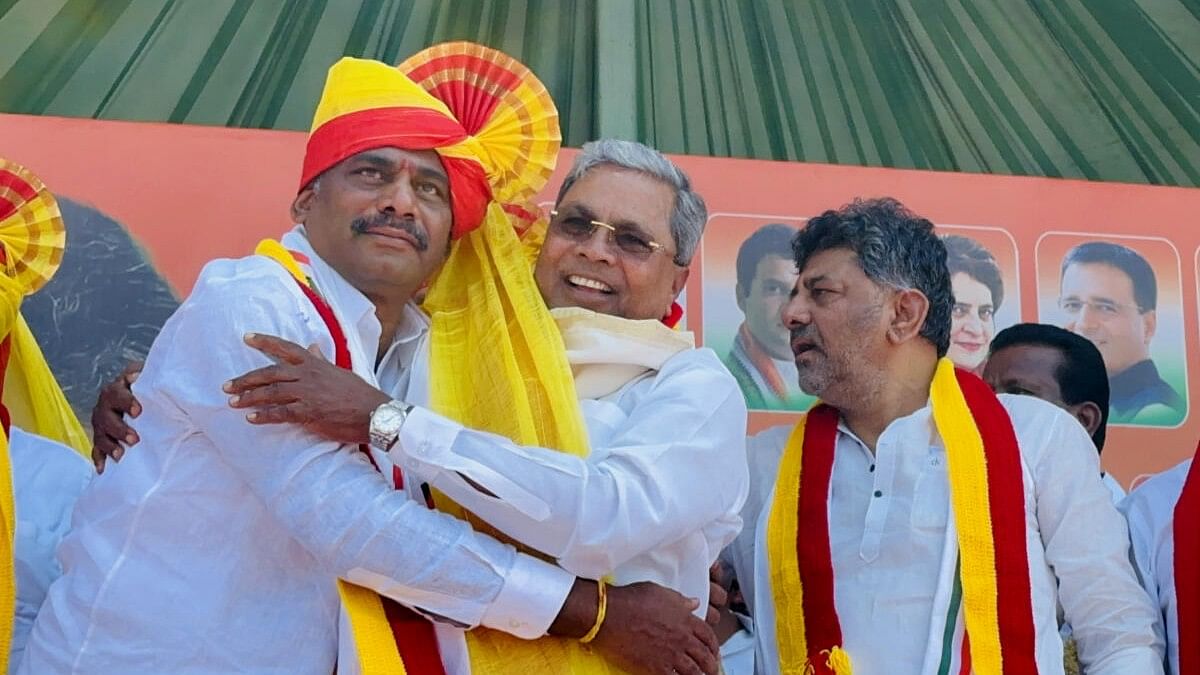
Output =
[
  {"x1": 680, "y1": 640, "x2": 717, "y2": 675},
  {"x1": 112, "y1": 446, "x2": 125, "y2": 463},
  {"x1": 243, "y1": 333, "x2": 312, "y2": 365},
  {"x1": 91, "y1": 446, "x2": 107, "y2": 475},
  {"x1": 94, "y1": 408, "x2": 139, "y2": 445},
  {"x1": 705, "y1": 604, "x2": 720, "y2": 627},
  {"x1": 690, "y1": 617, "x2": 721, "y2": 659},
  {"x1": 229, "y1": 382, "x2": 301, "y2": 410},
  {"x1": 122, "y1": 360, "x2": 145, "y2": 381},
  {"x1": 708, "y1": 581, "x2": 728, "y2": 609},
  {"x1": 245, "y1": 403, "x2": 301, "y2": 425},
  {"x1": 223, "y1": 365, "x2": 296, "y2": 394},
  {"x1": 670, "y1": 654, "x2": 705, "y2": 675},
  {"x1": 306, "y1": 343, "x2": 329, "y2": 361}
]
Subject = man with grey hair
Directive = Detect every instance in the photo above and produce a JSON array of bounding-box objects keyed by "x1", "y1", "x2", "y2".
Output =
[
  {"x1": 722, "y1": 198, "x2": 1161, "y2": 674},
  {"x1": 93, "y1": 139, "x2": 747, "y2": 675}
]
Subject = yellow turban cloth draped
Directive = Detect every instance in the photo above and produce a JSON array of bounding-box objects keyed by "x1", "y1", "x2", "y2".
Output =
[
  {"x1": 0, "y1": 158, "x2": 90, "y2": 672},
  {"x1": 403, "y1": 42, "x2": 623, "y2": 675}
]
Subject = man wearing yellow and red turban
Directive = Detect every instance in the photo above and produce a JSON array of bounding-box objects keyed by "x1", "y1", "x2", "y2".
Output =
[{"x1": 22, "y1": 48, "x2": 717, "y2": 675}]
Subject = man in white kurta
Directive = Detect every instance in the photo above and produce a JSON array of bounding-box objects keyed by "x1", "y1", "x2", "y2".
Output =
[
  {"x1": 22, "y1": 230, "x2": 578, "y2": 673},
  {"x1": 722, "y1": 198, "x2": 1162, "y2": 675},
  {"x1": 1121, "y1": 457, "x2": 1192, "y2": 674}
]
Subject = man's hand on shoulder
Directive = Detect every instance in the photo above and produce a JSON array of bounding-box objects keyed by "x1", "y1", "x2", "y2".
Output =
[{"x1": 224, "y1": 333, "x2": 390, "y2": 445}]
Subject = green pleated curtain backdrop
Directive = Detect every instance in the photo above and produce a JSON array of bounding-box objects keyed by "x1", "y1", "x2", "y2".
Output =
[{"x1": 0, "y1": 0, "x2": 1197, "y2": 186}]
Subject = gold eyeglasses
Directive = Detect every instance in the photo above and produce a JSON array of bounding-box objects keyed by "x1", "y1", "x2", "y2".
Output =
[{"x1": 549, "y1": 210, "x2": 674, "y2": 262}]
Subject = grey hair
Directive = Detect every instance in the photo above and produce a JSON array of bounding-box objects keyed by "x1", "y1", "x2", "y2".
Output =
[
  {"x1": 791, "y1": 198, "x2": 954, "y2": 357},
  {"x1": 555, "y1": 139, "x2": 707, "y2": 265}
]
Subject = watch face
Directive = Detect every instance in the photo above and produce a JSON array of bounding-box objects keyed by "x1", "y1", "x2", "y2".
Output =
[{"x1": 375, "y1": 407, "x2": 403, "y2": 427}]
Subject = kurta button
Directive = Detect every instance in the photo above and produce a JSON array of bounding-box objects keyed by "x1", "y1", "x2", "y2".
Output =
[{"x1": 873, "y1": 490, "x2": 883, "y2": 498}]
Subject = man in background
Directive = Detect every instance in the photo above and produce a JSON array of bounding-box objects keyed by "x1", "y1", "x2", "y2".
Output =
[{"x1": 1058, "y1": 241, "x2": 1184, "y2": 424}]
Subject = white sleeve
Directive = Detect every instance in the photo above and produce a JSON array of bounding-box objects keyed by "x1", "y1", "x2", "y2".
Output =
[
  {"x1": 148, "y1": 268, "x2": 572, "y2": 638},
  {"x1": 391, "y1": 352, "x2": 749, "y2": 578},
  {"x1": 1027, "y1": 408, "x2": 1165, "y2": 674}
]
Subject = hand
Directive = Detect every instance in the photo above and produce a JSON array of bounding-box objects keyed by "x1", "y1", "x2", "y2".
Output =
[
  {"x1": 597, "y1": 581, "x2": 720, "y2": 675},
  {"x1": 90, "y1": 361, "x2": 144, "y2": 474},
  {"x1": 707, "y1": 561, "x2": 741, "y2": 645},
  {"x1": 224, "y1": 333, "x2": 391, "y2": 445},
  {"x1": 551, "y1": 579, "x2": 719, "y2": 675}
]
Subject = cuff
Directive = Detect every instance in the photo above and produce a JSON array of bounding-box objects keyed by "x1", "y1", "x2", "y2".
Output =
[
  {"x1": 389, "y1": 406, "x2": 462, "y2": 484},
  {"x1": 479, "y1": 552, "x2": 575, "y2": 639}
]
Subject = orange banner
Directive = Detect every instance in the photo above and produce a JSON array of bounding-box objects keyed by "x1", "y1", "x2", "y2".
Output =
[{"x1": 3, "y1": 112, "x2": 1197, "y2": 487}]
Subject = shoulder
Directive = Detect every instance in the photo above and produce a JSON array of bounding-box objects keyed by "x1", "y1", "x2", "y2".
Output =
[
  {"x1": 187, "y1": 254, "x2": 301, "y2": 307},
  {"x1": 657, "y1": 347, "x2": 743, "y2": 398}
]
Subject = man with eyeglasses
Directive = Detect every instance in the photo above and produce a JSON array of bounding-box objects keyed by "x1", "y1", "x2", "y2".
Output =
[
  {"x1": 91, "y1": 139, "x2": 747, "y2": 675},
  {"x1": 1056, "y1": 241, "x2": 1184, "y2": 425}
]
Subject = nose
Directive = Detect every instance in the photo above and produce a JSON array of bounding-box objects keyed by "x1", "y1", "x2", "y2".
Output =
[
  {"x1": 962, "y1": 313, "x2": 984, "y2": 336},
  {"x1": 1077, "y1": 304, "x2": 1104, "y2": 331},
  {"x1": 377, "y1": 175, "x2": 418, "y2": 217},
  {"x1": 781, "y1": 285, "x2": 810, "y2": 329},
  {"x1": 576, "y1": 225, "x2": 617, "y2": 264}
]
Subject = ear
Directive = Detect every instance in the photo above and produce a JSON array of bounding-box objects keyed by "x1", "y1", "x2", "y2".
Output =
[
  {"x1": 734, "y1": 282, "x2": 748, "y2": 312},
  {"x1": 1142, "y1": 309, "x2": 1157, "y2": 345},
  {"x1": 1067, "y1": 400, "x2": 1103, "y2": 443},
  {"x1": 888, "y1": 288, "x2": 930, "y2": 345},
  {"x1": 670, "y1": 266, "x2": 690, "y2": 299},
  {"x1": 291, "y1": 186, "x2": 317, "y2": 224}
]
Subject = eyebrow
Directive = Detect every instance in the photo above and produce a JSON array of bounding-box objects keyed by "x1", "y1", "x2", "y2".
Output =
[
  {"x1": 802, "y1": 274, "x2": 829, "y2": 288},
  {"x1": 559, "y1": 203, "x2": 654, "y2": 236},
  {"x1": 349, "y1": 152, "x2": 450, "y2": 184}
]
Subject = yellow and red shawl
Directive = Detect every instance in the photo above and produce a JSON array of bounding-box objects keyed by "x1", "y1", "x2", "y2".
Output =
[{"x1": 767, "y1": 358, "x2": 1038, "y2": 675}]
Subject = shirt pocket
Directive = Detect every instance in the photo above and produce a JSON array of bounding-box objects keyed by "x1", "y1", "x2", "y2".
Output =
[{"x1": 910, "y1": 451, "x2": 950, "y2": 530}]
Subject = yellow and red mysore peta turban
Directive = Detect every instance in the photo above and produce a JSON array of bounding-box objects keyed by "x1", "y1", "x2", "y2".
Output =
[{"x1": 300, "y1": 45, "x2": 558, "y2": 240}]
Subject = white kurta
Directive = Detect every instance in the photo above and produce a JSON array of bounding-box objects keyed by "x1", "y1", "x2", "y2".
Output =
[
  {"x1": 725, "y1": 393, "x2": 1163, "y2": 675},
  {"x1": 8, "y1": 427, "x2": 94, "y2": 674},
  {"x1": 20, "y1": 231, "x2": 573, "y2": 674},
  {"x1": 1120, "y1": 458, "x2": 1191, "y2": 675},
  {"x1": 393, "y1": 338, "x2": 750, "y2": 673}
]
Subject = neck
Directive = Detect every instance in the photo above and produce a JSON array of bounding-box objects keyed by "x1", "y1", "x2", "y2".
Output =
[
  {"x1": 838, "y1": 349, "x2": 939, "y2": 452},
  {"x1": 367, "y1": 293, "x2": 411, "y2": 366}
]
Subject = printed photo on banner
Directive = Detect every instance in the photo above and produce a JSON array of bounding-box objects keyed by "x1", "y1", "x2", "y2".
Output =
[
  {"x1": 701, "y1": 214, "x2": 813, "y2": 413},
  {"x1": 936, "y1": 226, "x2": 1021, "y2": 374},
  {"x1": 1038, "y1": 233, "x2": 1188, "y2": 428}
]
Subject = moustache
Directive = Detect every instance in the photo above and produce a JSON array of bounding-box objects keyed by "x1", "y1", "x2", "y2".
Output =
[{"x1": 351, "y1": 214, "x2": 430, "y2": 252}]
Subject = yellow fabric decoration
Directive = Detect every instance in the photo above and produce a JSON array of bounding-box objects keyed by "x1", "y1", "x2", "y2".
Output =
[
  {"x1": 928, "y1": 358, "x2": 1002, "y2": 673},
  {"x1": 765, "y1": 416, "x2": 813, "y2": 674},
  {"x1": 0, "y1": 274, "x2": 19, "y2": 673},
  {"x1": 423, "y1": 202, "x2": 626, "y2": 674},
  {"x1": 0, "y1": 158, "x2": 87, "y2": 673}
]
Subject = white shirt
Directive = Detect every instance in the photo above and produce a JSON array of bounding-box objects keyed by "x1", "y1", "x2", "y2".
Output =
[
  {"x1": 8, "y1": 427, "x2": 93, "y2": 674},
  {"x1": 1102, "y1": 472, "x2": 1127, "y2": 504},
  {"x1": 726, "y1": 394, "x2": 1164, "y2": 675},
  {"x1": 1121, "y1": 458, "x2": 1191, "y2": 675},
  {"x1": 21, "y1": 231, "x2": 573, "y2": 675},
  {"x1": 393, "y1": 342, "x2": 749, "y2": 672}
]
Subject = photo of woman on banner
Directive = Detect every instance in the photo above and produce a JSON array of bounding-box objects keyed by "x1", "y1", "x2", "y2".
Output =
[
  {"x1": 942, "y1": 234, "x2": 1005, "y2": 373},
  {"x1": 723, "y1": 222, "x2": 811, "y2": 411},
  {"x1": 1056, "y1": 240, "x2": 1187, "y2": 426}
]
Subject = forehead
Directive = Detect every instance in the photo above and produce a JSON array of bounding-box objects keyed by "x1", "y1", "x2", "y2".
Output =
[
  {"x1": 798, "y1": 247, "x2": 867, "y2": 283},
  {"x1": 951, "y1": 272, "x2": 994, "y2": 304},
  {"x1": 1061, "y1": 262, "x2": 1135, "y2": 301},
  {"x1": 986, "y1": 344, "x2": 1065, "y2": 387},
  {"x1": 754, "y1": 254, "x2": 798, "y2": 283},
  {"x1": 337, "y1": 147, "x2": 447, "y2": 177},
  {"x1": 557, "y1": 165, "x2": 675, "y2": 237}
]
